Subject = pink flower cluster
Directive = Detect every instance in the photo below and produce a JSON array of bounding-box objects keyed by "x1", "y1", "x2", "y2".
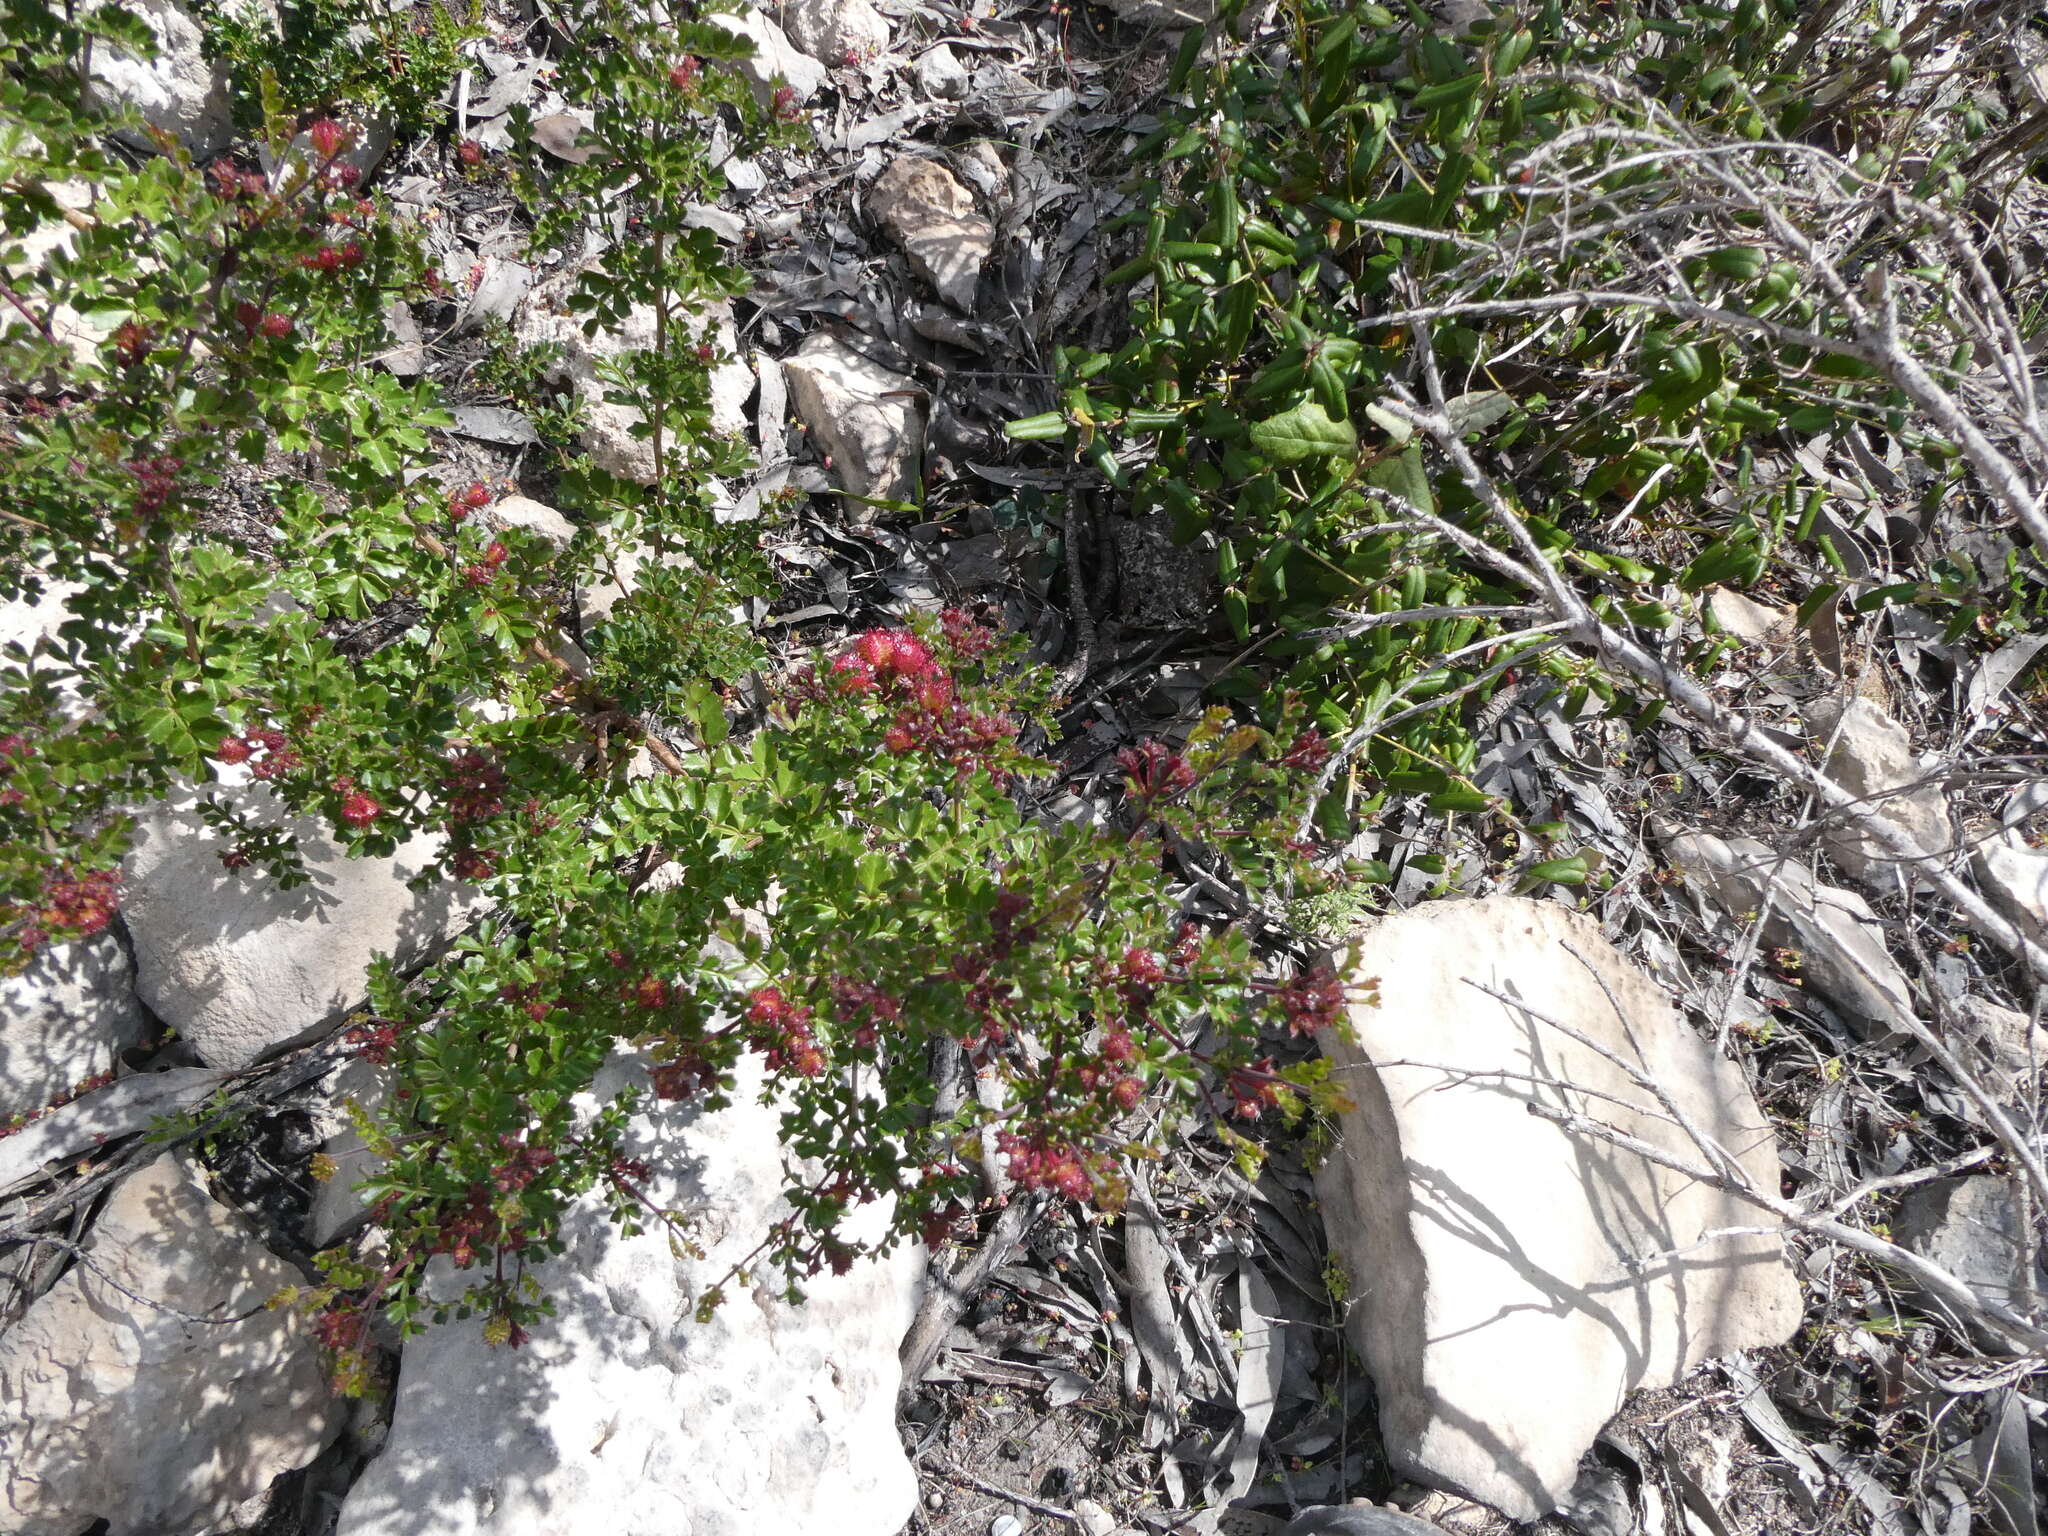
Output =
[
  {"x1": 441, "y1": 748, "x2": 506, "y2": 824},
  {"x1": 447, "y1": 481, "x2": 492, "y2": 522},
  {"x1": 300, "y1": 241, "x2": 365, "y2": 273},
  {"x1": 0, "y1": 733, "x2": 30, "y2": 807},
  {"x1": 823, "y1": 622, "x2": 1019, "y2": 778},
  {"x1": 13, "y1": 865, "x2": 120, "y2": 956},
  {"x1": 650, "y1": 1050, "x2": 719, "y2": 1102},
  {"x1": 1227, "y1": 1058, "x2": 1287, "y2": 1119},
  {"x1": 1117, "y1": 738, "x2": 1195, "y2": 801},
  {"x1": 994, "y1": 1131, "x2": 1094, "y2": 1202},
  {"x1": 461, "y1": 540, "x2": 510, "y2": 588},
  {"x1": 215, "y1": 727, "x2": 301, "y2": 780},
  {"x1": 124, "y1": 454, "x2": 184, "y2": 516},
  {"x1": 828, "y1": 974, "x2": 901, "y2": 1049},
  {"x1": 746, "y1": 986, "x2": 825, "y2": 1077}
]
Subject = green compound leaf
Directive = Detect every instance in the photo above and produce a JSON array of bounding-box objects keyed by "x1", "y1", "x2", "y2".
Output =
[{"x1": 1249, "y1": 401, "x2": 1358, "y2": 464}]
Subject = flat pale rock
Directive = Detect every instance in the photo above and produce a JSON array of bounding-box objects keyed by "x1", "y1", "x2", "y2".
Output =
[
  {"x1": 1972, "y1": 832, "x2": 2048, "y2": 949},
  {"x1": 1895, "y1": 1176, "x2": 2048, "y2": 1329},
  {"x1": 0, "y1": 933, "x2": 149, "y2": 1119},
  {"x1": 868, "y1": 155, "x2": 991, "y2": 311},
  {"x1": 782, "y1": 333, "x2": 924, "y2": 511},
  {"x1": 122, "y1": 790, "x2": 478, "y2": 1069},
  {"x1": 706, "y1": 7, "x2": 827, "y2": 107},
  {"x1": 482, "y1": 494, "x2": 576, "y2": 551},
  {"x1": 783, "y1": 0, "x2": 889, "y2": 63},
  {"x1": 515, "y1": 270, "x2": 753, "y2": 484},
  {"x1": 1313, "y1": 897, "x2": 1800, "y2": 1520},
  {"x1": 0, "y1": 1066, "x2": 231, "y2": 1196},
  {"x1": 0, "y1": 1151, "x2": 338, "y2": 1536},
  {"x1": 1806, "y1": 696, "x2": 1952, "y2": 881},
  {"x1": 335, "y1": 1052, "x2": 922, "y2": 1536},
  {"x1": 1660, "y1": 824, "x2": 1916, "y2": 1039},
  {"x1": 1704, "y1": 587, "x2": 1793, "y2": 647},
  {"x1": 82, "y1": 0, "x2": 233, "y2": 154}
]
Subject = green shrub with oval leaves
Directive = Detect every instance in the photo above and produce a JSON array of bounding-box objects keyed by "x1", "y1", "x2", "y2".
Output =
[{"x1": 1014, "y1": 0, "x2": 2043, "y2": 834}]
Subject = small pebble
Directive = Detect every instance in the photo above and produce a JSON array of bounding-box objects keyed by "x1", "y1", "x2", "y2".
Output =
[{"x1": 991, "y1": 1516, "x2": 1025, "y2": 1536}]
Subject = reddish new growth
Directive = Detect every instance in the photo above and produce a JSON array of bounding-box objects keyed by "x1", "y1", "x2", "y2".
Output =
[
  {"x1": 491, "y1": 1132, "x2": 559, "y2": 1193},
  {"x1": 14, "y1": 865, "x2": 121, "y2": 955},
  {"x1": 771, "y1": 83, "x2": 801, "y2": 121},
  {"x1": 300, "y1": 242, "x2": 365, "y2": 274},
  {"x1": 1277, "y1": 964, "x2": 1344, "y2": 1037},
  {"x1": 209, "y1": 159, "x2": 269, "y2": 200},
  {"x1": 124, "y1": 455, "x2": 184, "y2": 516},
  {"x1": 828, "y1": 975, "x2": 900, "y2": 1049},
  {"x1": 668, "y1": 56, "x2": 701, "y2": 90},
  {"x1": 994, "y1": 1131, "x2": 1093, "y2": 1202},
  {"x1": 110, "y1": 320, "x2": 152, "y2": 367},
  {"x1": 1117, "y1": 738, "x2": 1195, "y2": 802},
  {"x1": 1227, "y1": 1058, "x2": 1287, "y2": 1119},
  {"x1": 440, "y1": 749, "x2": 507, "y2": 824},
  {"x1": 429, "y1": 1157, "x2": 547, "y2": 1271},
  {"x1": 450, "y1": 848, "x2": 497, "y2": 882},
  {"x1": 312, "y1": 1302, "x2": 367, "y2": 1355},
  {"x1": 1280, "y1": 728, "x2": 1333, "y2": 773},
  {"x1": 939, "y1": 606, "x2": 998, "y2": 658},
  {"x1": 306, "y1": 118, "x2": 354, "y2": 161},
  {"x1": 346, "y1": 1018, "x2": 400, "y2": 1063},
  {"x1": 0, "y1": 733, "x2": 28, "y2": 808},
  {"x1": 216, "y1": 726, "x2": 302, "y2": 781},
  {"x1": 457, "y1": 138, "x2": 485, "y2": 167},
  {"x1": 443, "y1": 749, "x2": 505, "y2": 880},
  {"x1": 745, "y1": 985, "x2": 825, "y2": 1076},
  {"x1": 650, "y1": 1051, "x2": 719, "y2": 1101}
]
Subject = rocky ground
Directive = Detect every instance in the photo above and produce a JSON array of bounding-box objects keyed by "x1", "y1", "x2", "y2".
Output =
[{"x1": 4, "y1": 2, "x2": 2048, "y2": 1536}]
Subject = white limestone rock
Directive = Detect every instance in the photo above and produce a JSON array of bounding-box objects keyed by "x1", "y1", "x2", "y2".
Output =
[
  {"x1": 0, "y1": 1067, "x2": 232, "y2": 1196},
  {"x1": 782, "y1": 0, "x2": 890, "y2": 64},
  {"x1": 781, "y1": 332, "x2": 924, "y2": 511},
  {"x1": 1312, "y1": 897, "x2": 1801, "y2": 1520},
  {"x1": 0, "y1": 180, "x2": 123, "y2": 384},
  {"x1": 1661, "y1": 824, "x2": 1917, "y2": 1040},
  {"x1": 482, "y1": 494, "x2": 577, "y2": 551},
  {"x1": 1806, "y1": 695, "x2": 1952, "y2": 881},
  {"x1": 0, "y1": 933, "x2": 150, "y2": 1119},
  {"x1": 867, "y1": 155, "x2": 992, "y2": 312},
  {"x1": 706, "y1": 7, "x2": 828, "y2": 108},
  {"x1": 82, "y1": 0, "x2": 234, "y2": 155},
  {"x1": 0, "y1": 1151, "x2": 339, "y2": 1536},
  {"x1": 1972, "y1": 831, "x2": 2048, "y2": 949},
  {"x1": 515, "y1": 270, "x2": 753, "y2": 484},
  {"x1": 335, "y1": 1051, "x2": 923, "y2": 1536},
  {"x1": 121, "y1": 791, "x2": 478, "y2": 1069},
  {"x1": 1894, "y1": 1175, "x2": 2048, "y2": 1331},
  {"x1": 915, "y1": 44, "x2": 969, "y2": 99},
  {"x1": 1703, "y1": 586, "x2": 1793, "y2": 647},
  {"x1": 1957, "y1": 995, "x2": 2048, "y2": 1089},
  {"x1": 308, "y1": 1056, "x2": 393, "y2": 1249}
]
